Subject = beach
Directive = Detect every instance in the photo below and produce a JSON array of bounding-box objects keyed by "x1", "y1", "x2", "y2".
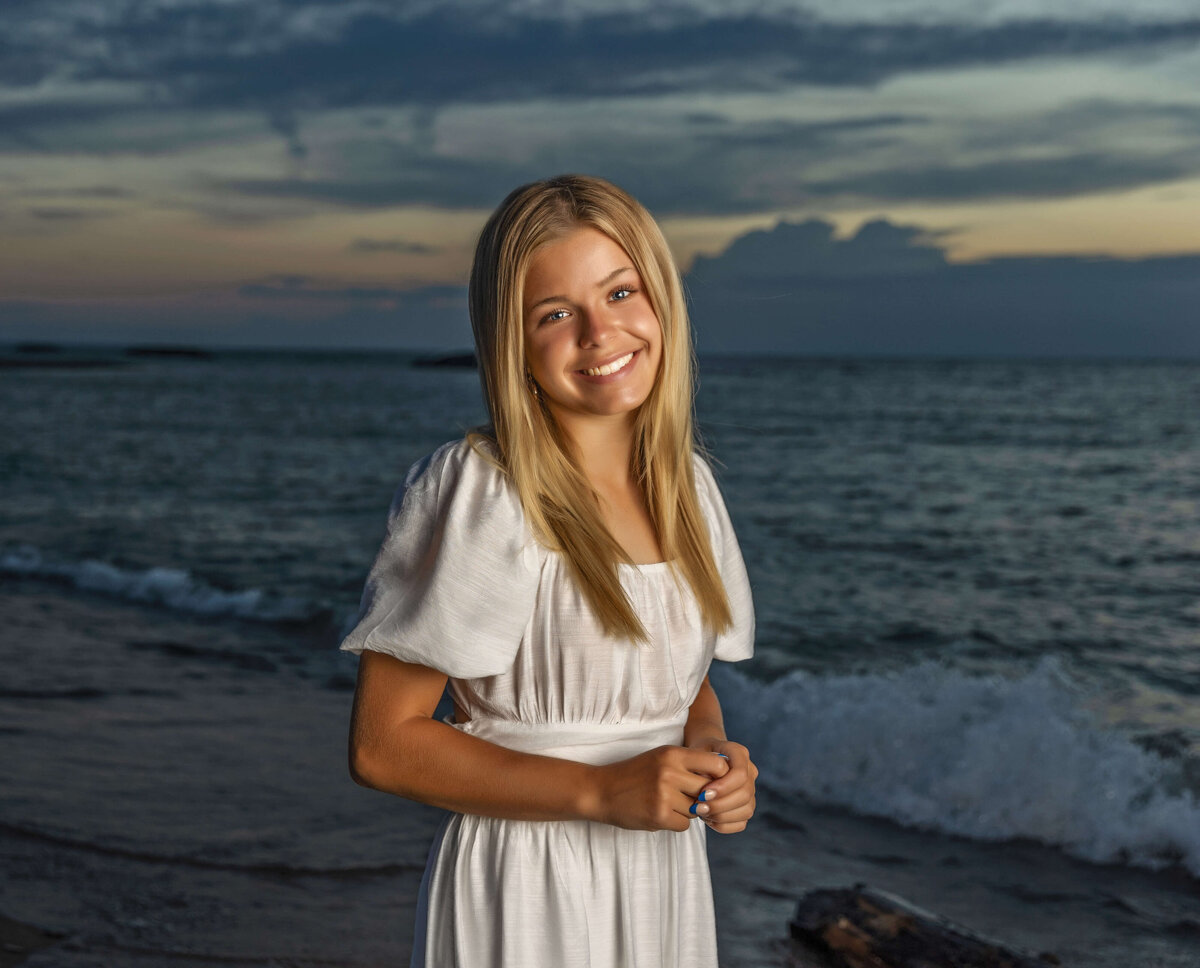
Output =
[{"x1": 3, "y1": 579, "x2": 1199, "y2": 967}]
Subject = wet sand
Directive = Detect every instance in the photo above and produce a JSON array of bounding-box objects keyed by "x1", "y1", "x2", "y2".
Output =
[{"x1": 2, "y1": 584, "x2": 1199, "y2": 966}]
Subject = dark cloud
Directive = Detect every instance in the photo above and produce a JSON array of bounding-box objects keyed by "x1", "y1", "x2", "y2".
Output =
[
  {"x1": 28, "y1": 206, "x2": 115, "y2": 221},
  {"x1": 806, "y1": 151, "x2": 1194, "y2": 202},
  {"x1": 0, "y1": 32, "x2": 56, "y2": 86},
  {"x1": 693, "y1": 114, "x2": 925, "y2": 150},
  {"x1": 7, "y1": 216, "x2": 1198, "y2": 357},
  {"x1": 348, "y1": 238, "x2": 437, "y2": 255},
  {"x1": 221, "y1": 163, "x2": 761, "y2": 216},
  {"x1": 267, "y1": 108, "x2": 307, "y2": 160},
  {"x1": 0, "y1": 286, "x2": 475, "y2": 352},
  {"x1": 239, "y1": 275, "x2": 466, "y2": 308},
  {"x1": 960, "y1": 98, "x2": 1200, "y2": 151},
  {"x1": 0, "y1": 101, "x2": 134, "y2": 150},
  {"x1": 221, "y1": 171, "x2": 514, "y2": 210},
  {"x1": 3, "y1": 5, "x2": 1198, "y2": 217},
  {"x1": 689, "y1": 219, "x2": 948, "y2": 283},
  {"x1": 221, "y1": 120, "x2": 1188, "y2": 216},
  {"x1": 6, "y1": 5, "x2": 1200, "y2": 114},
  {"x1": 22, "y1": 185, "x2": 133, "y2": 199},
  {"x1": 686, "y1": 218, "x2": 1200, "y2": 356},
  {"x1": 3, "y1": 3, "x2": 1199, "y2": 272},
  {"x1": 100, "y1": 14, "x2": 1200, "y2": 107}
]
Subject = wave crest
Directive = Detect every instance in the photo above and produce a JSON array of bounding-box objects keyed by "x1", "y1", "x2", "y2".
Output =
[
  {"x1": 1, "y1": 545, "x2": 315, "y2": 623},
  {"x1": 713, "y1": 657, "x2": 1200, "y2": 878}
]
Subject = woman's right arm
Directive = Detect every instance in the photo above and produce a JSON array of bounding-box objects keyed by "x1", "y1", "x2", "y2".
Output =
[{"x1": 348, "y1": 650, "x2": 728, "y2": 831}]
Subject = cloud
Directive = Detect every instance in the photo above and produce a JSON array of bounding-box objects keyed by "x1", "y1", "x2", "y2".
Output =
[
  {"x1": 7, "y1": 215, "x2": 1198, "y2": 357},
  {"x1": 6, "y1": 5, "x2": 1200, "y2": 114},
  {"x1": 348, "y1": 238, "x2": 437, "y2": 255},
  {"x1": 0, "y1": 284, "x2": 474, "y2": 351},
  {"x1": 3, "y1": 1, "x2": 1199, "y2": 280},
  {"x1": 267, "y1": 108, "x2": 307, "y2": 160},
  {"x1": 21, "y1": 185, "x2": 133, "y2": 199},
  {"x1": 692, "y1": 114, "x2": 928, "y2": 151},
  {"x1": 212, "y1": 111, "x2": 927, "y2": 215},
  {"x1": 806, "y1": 151, "x2": 1195, "y2": 202},
  {"x1": 238, "y1": 274, "x2": 466, "y2": 309},
  {"x1": 0, "y1": 100, "x2": 135, "y2": 151},
  {"x1": 3, "y1": 4, "x2": 1199, "y2": 219},
  {"x1": 960, "y1": 98, "x2": 1200, "y2": 151},
  {"x1": 27, "y1": 206, "x2": 115, "y2": 220},
  {"x1": 146, "y1": 15, "x2": 1200, "y2": 110},
  {"x1": 689, "y1": 219, "x2": 948, "y2": 282},
  {"x1": 214, "y1": 109, "x2": 1200, "y2": 215},
  {"x1": 685, "y1": 217, "x2": 1200, "y2": 356}
]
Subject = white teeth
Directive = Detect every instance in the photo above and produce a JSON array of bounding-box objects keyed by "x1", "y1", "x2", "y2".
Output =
[{"x1": 582, "y1": 352, "x2": 634, "y2": 377}]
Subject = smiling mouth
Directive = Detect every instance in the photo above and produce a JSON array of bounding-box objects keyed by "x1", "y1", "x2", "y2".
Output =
[{"x1": 580, "y1": 351, "x2": 635, "y2": 377}]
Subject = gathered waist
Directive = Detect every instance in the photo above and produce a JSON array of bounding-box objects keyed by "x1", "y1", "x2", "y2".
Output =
[{"x1": 446, "y1": 715, "x2": 688, "y2": 766}]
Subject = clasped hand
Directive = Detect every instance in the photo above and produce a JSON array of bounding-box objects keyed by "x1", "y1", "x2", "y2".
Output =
[{"x1": 589, "y1": 741, "x2": 757, "y2": 834}]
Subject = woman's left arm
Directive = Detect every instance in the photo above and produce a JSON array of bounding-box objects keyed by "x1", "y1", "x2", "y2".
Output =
[{"x1": 684, "y1": 674, "x2": 758, "y2": 833}]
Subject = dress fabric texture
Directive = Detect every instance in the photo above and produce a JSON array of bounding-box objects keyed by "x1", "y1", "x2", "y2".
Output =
[{"x1": 341, "y1": 438, "x2": 755, "y2": 968}]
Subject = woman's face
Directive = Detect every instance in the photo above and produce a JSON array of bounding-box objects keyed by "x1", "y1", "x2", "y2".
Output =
[{"x1": 521, "y1": 226, "x2": 663, "y2": 434}]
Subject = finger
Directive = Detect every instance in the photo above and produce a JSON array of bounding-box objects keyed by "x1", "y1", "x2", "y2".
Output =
[
  {"x1": 707, "y1": 788, "x2": 756, "y2": 821},
  {"x1": 702, "y1": 788, "x2": 753, "y2": 816},
  {"x1": 704, "y1": 818, "x2": 748, "y2": 834},
  {"x1": 678, "y1": 748, "x2": 731, "y2": 779},
  {"x1": 679, "y1": 771, "x2": 717, "y2": 801},
  {"x1": 671, "y1": 791, "x2": 706, "y2": 829},
  {"x1": 689, "y1": 779, "x2": 751, "y2": 818},
  {"x1": 705, "y1": 798, "x2": 755, "y2": 824},
  {"x1": 700, "y1": 746, "x2": 755, "y2": 798},
  {"x1": 699, "y1": 765, "x2": 748, "y2": 800}
]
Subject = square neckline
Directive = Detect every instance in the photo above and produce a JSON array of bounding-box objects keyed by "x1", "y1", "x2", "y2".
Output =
[{"x1": 617, "y1": 559, "x2": 672, "y2": 573}]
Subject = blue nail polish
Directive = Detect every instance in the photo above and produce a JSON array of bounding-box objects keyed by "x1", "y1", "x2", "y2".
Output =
[
  {"x1": 716, "y1": 753, "x2": 729, "y2": 758},
  {"x1": 689, "y1": 801, "x2": 699, "y2": 815},
  {"x1": 698, "y1": 790, "x2": 711, "y2": 801}
]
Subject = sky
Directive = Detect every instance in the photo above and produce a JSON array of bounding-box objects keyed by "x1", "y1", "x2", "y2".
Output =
[{"x1": 2, "y1": 0, "x2": 1199, "y2": 355}]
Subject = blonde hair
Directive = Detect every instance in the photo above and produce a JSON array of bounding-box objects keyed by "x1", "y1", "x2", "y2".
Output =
[{"x1": 467, "y1": 174, "x2": 732, "y2": 642}]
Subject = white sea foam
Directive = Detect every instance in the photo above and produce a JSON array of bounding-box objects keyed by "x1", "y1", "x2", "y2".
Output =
[
  {"x1": 0, "y1": 545, "x2": 313, "y2": 623},
  {"x1": 712, "y1": 657, "x2": 1200, "y2": 878}
]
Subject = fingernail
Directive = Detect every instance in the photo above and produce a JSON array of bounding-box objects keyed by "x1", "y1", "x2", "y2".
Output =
[
  {"x1": 697, "y1": 789, "x2": 712, "y2": 801},
  {"x1": 689, "y1": 801, "x2": 700, "y2": 815},
  {"x1": 716, "y1": 753, "x2": 729, "y2": 758}
]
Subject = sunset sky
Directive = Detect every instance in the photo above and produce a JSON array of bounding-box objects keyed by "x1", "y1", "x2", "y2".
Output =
[{"x1": 3, "y1": 0, "x2": 1200, "y2": 354}]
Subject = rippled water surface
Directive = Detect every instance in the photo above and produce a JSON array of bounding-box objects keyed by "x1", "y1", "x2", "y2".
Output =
[{"x1": 3, "y1": 351, "x2": 1200, "y2": 895}]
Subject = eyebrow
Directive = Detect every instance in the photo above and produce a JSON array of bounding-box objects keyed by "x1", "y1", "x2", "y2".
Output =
[{"x1": 526, "y1": 266, "x2": 634, "y2": 314}]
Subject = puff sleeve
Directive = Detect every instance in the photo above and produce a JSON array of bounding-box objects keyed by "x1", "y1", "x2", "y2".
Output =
[
  {"x1": 339, "y1": 439, "x2": 542, "y2": 679},
  {"x1": 694, "y1": 456, "x2": 756, "y2": 662}
]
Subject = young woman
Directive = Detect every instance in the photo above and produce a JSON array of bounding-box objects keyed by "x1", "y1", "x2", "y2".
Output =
[{"x1": 342, "y1": 174, "x2": 757, "y2": 967}]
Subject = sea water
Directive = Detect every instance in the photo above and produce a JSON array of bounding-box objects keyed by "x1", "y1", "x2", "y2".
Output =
[{"x1": 2, "y1": 351, "x2": 1198, "y2": 966}]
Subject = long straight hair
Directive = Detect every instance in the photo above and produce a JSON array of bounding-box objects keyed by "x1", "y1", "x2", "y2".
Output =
[{"x1": 467, "y1": 174, "x2": 732, "y2": 642}]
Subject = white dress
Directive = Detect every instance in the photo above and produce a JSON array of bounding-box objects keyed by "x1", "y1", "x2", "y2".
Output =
[{"x1": 341, "y1": 438, "x2": 755, "y2": 968}]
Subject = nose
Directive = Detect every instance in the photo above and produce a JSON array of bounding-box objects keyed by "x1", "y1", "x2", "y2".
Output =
[{"x1": 578, "y1": 304, "x2": 618, "y2": 347}]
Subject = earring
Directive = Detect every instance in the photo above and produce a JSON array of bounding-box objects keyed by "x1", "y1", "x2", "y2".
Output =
[{"x1": 525, "y1": 370, "x2": 540, "y2": 399}]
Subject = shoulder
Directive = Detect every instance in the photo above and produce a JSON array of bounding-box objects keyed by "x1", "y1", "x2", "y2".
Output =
[
  {"x1": 401, "y1": 436, "x2": 504, "y2": 495},
  {"x1": 393, "y1": 436, "x2": 515, "y2": 515},
  {"x1": 341, "y1": 441, "x2": 541, "y2": 676},
  {"x1": 392, "y1": 436, "x2": 537, "y2": 556}
]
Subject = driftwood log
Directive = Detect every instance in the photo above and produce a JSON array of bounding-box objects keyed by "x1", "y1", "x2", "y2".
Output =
[{"x1": 788, "y1": 884, "x2": 1063, "y2": 968}]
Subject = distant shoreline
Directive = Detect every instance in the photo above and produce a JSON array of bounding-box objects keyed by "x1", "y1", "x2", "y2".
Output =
[{"x1": 0, "y1": 343, "x2": 214, "y2": 369}]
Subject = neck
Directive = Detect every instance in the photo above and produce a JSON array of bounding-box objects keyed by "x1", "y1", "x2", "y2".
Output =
[{"x1": 552, "y1": 409, "x2": 638, "y2": 489}]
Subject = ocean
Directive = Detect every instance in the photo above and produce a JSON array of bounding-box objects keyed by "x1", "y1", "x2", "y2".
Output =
[{"x1": 2, "y1": 350, "x2": 1199, "y2": 967}]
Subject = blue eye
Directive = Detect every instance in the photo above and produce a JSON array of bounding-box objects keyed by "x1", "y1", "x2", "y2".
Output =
[
  {"x1": 542, "y1": 309, "x2": 569, "y2": 324},
  {"x1": 611, "y1": 287, "x2": 634, "y2": 301}
]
